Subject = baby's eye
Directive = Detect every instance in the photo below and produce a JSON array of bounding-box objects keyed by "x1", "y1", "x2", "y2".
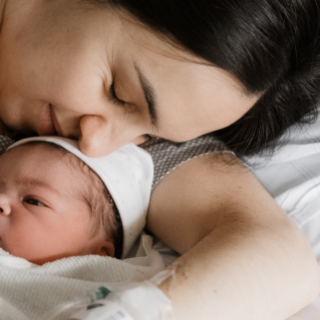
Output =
[{"x1": 25, "y1": 198, "x2": 46, "y2": 207}]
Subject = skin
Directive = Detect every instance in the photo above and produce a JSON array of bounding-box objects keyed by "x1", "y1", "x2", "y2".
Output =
[
  {"x1": 0, "y1": 144, "x2": 114, "y2": 265},
  {"x1": 0, "y1": 0, "x2": 258, "y2": 157},
  {"x1": 0, "y1": 1, "x2": 319, "y2": 319},
  {"x1": 148, "y1": 154, "x2": 320, "y2": 320}
]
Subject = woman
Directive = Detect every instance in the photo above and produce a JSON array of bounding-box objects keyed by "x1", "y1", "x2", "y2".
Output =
[{"x1": 0, "y1": 0, "x2": 319, "y2": 319}]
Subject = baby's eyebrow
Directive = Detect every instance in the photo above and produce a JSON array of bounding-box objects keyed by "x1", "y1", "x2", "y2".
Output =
[{"x1": 16, "y1": 177, "x2": 62, "y2": 195}]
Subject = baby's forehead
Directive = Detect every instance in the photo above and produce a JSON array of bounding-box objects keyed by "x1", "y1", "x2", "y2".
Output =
[
  {"x1": 6, "y1": 142, "x2": 102, "y2": 198},
  {"x1": 16, "y1": 141, "x2": 85, "y2": 168}
]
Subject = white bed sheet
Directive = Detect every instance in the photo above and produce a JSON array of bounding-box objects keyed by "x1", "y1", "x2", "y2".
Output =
[{"x1": 246, "y1": 116, "x2": 320, "y2": 320}]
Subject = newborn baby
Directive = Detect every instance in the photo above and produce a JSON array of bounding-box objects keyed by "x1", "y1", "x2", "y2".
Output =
[{"x1": 0, "y1": 136, "x2": 153, "y2": 265}]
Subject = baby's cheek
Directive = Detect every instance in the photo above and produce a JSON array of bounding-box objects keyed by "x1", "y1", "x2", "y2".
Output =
[{"x1": 3, "y1": 228, "x2": 50, "y2": 263}]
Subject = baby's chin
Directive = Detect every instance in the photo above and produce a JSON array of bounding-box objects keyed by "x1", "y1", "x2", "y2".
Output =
[
  {"x1": 0, "y1": 239, "x2": 7, "y2": 252},
  {"x1": 26, "y1": 250, "x2": 99, "y2": 265},
  {"x1": 27, "y1": 253, "x2": 74, "y2": 265},
  {"x1": 0, "y1": 246, "x2": 70, "y2": 265}
]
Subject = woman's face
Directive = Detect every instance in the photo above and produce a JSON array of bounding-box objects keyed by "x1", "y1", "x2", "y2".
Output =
[{"x1": 0, "y1": 0, "x2": 258, "y2": 156}]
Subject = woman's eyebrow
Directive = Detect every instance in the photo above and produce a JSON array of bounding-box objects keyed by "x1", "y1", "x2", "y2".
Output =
[{"x1": 134, "y1": 63, "x2": 158, "y2": 128}]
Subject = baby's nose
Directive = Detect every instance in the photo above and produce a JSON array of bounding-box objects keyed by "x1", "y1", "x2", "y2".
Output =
[{"x1": 0, "y1": 194, "x2": 11, "y2": 216}]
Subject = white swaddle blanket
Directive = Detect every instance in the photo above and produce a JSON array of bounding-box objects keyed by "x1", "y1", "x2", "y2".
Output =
[{"x1": 0, "y1": 234, "x2": 165, "y2": 320}]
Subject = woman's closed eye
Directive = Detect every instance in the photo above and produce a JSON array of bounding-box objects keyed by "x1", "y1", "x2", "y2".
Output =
[
  {"x1": 109, "y1": 82, "x2": 126, "y2": 106},
  {"x1": 24, "y1": 198, "x2": 46, "y2": 207}
]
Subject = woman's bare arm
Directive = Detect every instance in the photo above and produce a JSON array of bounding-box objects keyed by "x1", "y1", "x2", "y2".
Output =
[{"x1": 147, "y1": 153, "x2": 320, "y2": 320}]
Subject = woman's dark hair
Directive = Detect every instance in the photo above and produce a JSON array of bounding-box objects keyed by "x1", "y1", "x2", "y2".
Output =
[{"x1": 97, "y1": 0, "x2": 320, "y2": 156}]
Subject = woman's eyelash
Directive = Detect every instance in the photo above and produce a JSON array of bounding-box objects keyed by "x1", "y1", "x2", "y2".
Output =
[{"x1": 110, "y1": 83, "x2": 125, "y2": 106}]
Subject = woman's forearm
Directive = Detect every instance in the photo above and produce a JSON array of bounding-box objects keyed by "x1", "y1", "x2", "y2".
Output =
[
  {"x1": 157, "y1": 212, "x2": 319, "y2": 320},
  {"x1": 148, "y1": 154, "x2": 320, "y2": 320}
]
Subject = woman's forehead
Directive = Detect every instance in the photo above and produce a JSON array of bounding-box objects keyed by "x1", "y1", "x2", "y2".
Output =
[
  {"x1": 3, "y1": 0, "x2": 245, "y2": 94},
  {"x1": 27, "y1": 0, "x2": 203, "y2": 66}
]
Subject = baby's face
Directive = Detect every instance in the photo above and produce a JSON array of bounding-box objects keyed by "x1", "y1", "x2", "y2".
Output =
[{"x1": 0, "y1": 144, "x2": 110, "y2": 264}]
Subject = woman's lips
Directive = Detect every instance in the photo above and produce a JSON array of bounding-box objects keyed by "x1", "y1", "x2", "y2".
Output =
[
  {"x1": 50, "y1": 108, "x2": 63, "y2": 137},
  {"x1": 37, "y1": 105, "x2": 57, "y2": 136}
]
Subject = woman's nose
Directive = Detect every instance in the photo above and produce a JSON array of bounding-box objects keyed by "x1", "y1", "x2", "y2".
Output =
[
  {"x1": 0, "y1": 194, "x2": 11, "y2": 216},
  {"x1": 78, "y1": 115, "x2": 146, "y2": 157}
]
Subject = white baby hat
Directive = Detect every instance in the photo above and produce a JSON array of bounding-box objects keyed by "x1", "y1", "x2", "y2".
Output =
[{"x1": 9, "y1": 137, "x2": 154, "y2": 258}]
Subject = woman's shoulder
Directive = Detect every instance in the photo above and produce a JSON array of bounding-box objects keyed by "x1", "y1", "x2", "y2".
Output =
[
  {"x1": 140, "y1": 134, "x2": 229, "y2": 188},
  {"x1": 0, "y1": 135, "x2": 15, "y2": 156}
]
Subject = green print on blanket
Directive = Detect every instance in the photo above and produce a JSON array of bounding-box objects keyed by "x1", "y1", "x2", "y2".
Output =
[{"x1": 87, "y1": 287, "x2": 112, "y2": 305}]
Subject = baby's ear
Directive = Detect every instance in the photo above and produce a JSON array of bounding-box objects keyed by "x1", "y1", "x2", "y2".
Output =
[
  {"x1": 99, "y1": 241, "x2": 115, "y2": 258},
  {"x1": 89, "y1": 239, "x2": 115, "y2": 258}
]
